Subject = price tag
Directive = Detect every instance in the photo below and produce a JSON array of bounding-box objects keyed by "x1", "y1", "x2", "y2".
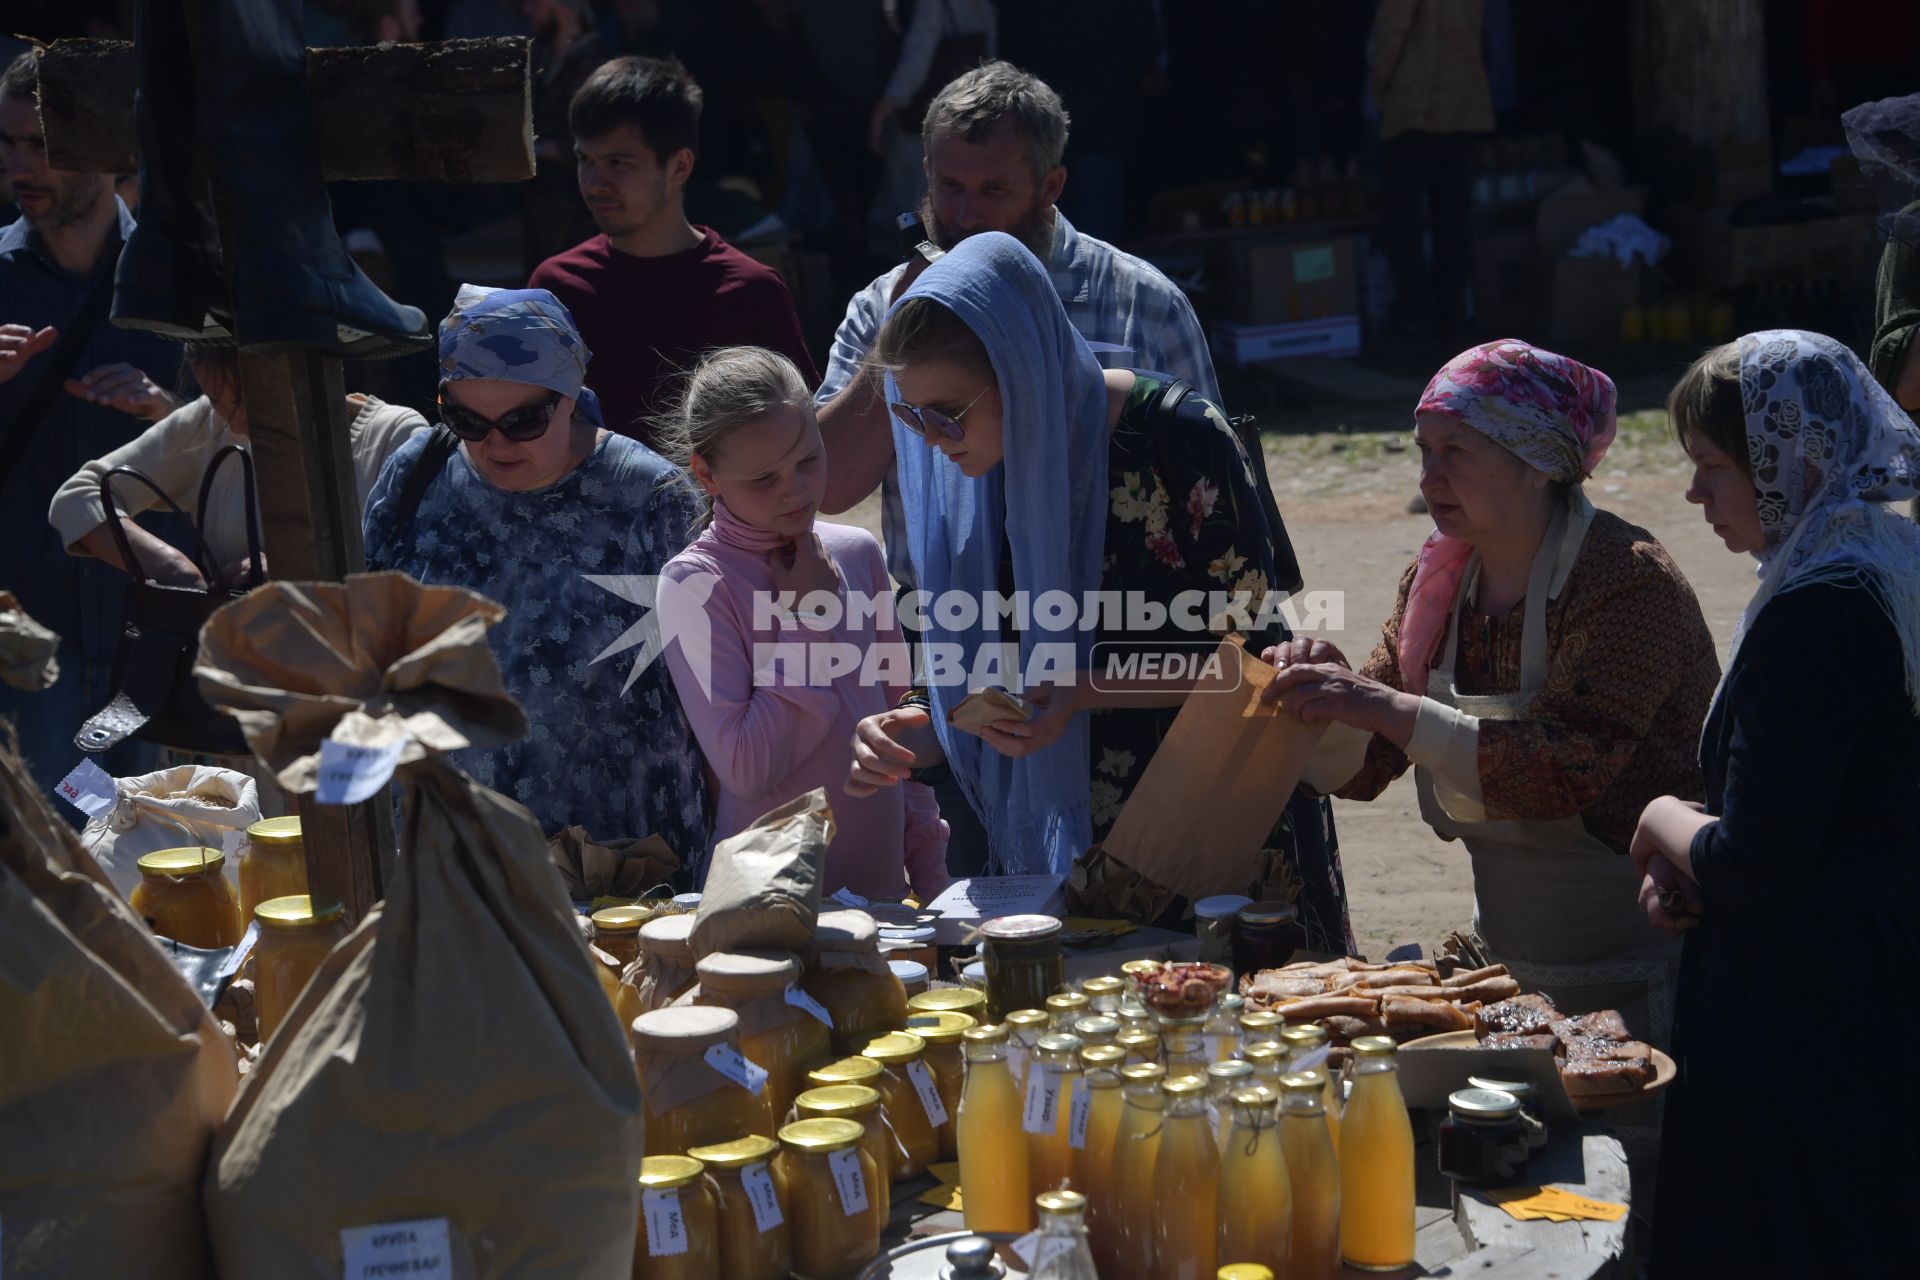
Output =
[
  {"x1": 1022, "y1": 1068, "x2": 1061, "y2": 1136},
  {"x1": 1068, "y1": 1075, "x2": 1090, "y2": 1150},
  {"x1": 214, "y1": 922, "x2": 259, "y2": 985},
  {"x1": 1291, "y1": 1046, "x2": 1330, "y2": 1075},
  {"x1": 828, "y1": 1147, "x2": 869, "y2": 1215},
  {"x1": 784, "y1": 986, "x2": 833, "y2": 1027},
  {"x1": 703, "y1": 1043, "x2": 769, "y2": 1095},
  {"x1": 742, "y1": 1162, "x2": 784, "y2": 1233},
  {"x1": 340, "y1": 1217, "x2": 452, "y2": 1279},
  {"x1": 314, "y1": 737, "x2": 407, "y2": 805},
  {"x1": 55, "y1": 757, "x2": 116, "y2": 819},
  {"x1": 642, "y1": 1189, "x2": 689, "y2": 1257},
  {"x1": 906, "y1": 1059, "x2": 948, "y2": 1127},
  {"x1": 828, "y1": 887, "x2": 870, "y2": 908}
]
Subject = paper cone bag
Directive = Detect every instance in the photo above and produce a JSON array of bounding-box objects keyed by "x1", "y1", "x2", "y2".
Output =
[
  {"x1": 196, "y1": 574, "x2": 643, "y2": 1278},
  {"x1": 691, "y1": 788, "x2": 832, "y2": 958}
]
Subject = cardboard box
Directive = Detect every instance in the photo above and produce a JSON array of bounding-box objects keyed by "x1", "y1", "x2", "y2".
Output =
[
  {"x1": 1237, "y1": 236, "x2": 1360, "y2": 324},
  {"x1": 1546, "y1": 258, "x2": 1642, "y2": 347},
  {"x1": 1471, "y1": 226, "x2": 1540, "y2": 332},
  {"x1": 1536, "y1": 177, "x2": 1647, "y2": 257},
  {"x1": 1213, "y1": 315, "x2": 1362, "y2": 365}
]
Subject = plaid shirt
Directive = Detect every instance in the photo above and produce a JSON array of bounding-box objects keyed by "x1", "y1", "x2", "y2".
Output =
[{"x1": 816, "y1": 210, "x2": 1219, "y2": 589}]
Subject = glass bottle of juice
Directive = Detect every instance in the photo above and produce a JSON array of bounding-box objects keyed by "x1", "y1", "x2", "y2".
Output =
[
  {"x1": 1030, "y1": 1188, "x2": 1101, "y2": 1280},
  {"x1": 1205, "y1": 1058, "x2": 1255, "y2": 1151},
  {"x1": 1237, "y1": 1008, "x2": 1282, "y2": 1053},
  {"x1": 1152, "y1": 1076, "x2": 1220, "y2": 1280},
  {"x1": 1073, "y1": 1044, "x2": 1127, "y2": 1274},
  {"x1": 903, "y1": 1008, "x2": 974, "y2": 1162},
  {"x1": 1045, "y1": 990, "x2": 1090, "y2": 1032},
  {"x1": 1339, "y1": 1036, "x2": 1414, "y2": 1271},
  {"x1": 1079, "y1": 974, "x2": 1124, "y2": 1015},
  {"x1": 1024, "y1": 1032, "x2": 1084, "y2": 1199},
  {"x1": 957, "y1": 1023, "x2": 1032, "y2": 1235},
  {"x1": 1241, "y1": 1042, "x2": 1286, "y2": 1097},
  {"x1": 1280, "y1": 1022, "x2": 1342, "y2": 1153},
  {"x1": 1107, "y1": 1062, "x2": 1167, "y2": 1280},
  {"x1": 1158, "y1": 1016, "x2": 1210, "y2": 1084},
  {"x1": 1005, "y1": 1008, "x2": 1050, "y2": 1093},
  {"x1": 1114, "y1": 1028, "x2": 1161, "y2": 1067},
  {"x1": 1205, "y1": 993, "x2": 1244, "y2": 1061},
  {"x1": 1278, "y1": 1072, "x2": 1341, "y2": 1280},
  {"x1": 1217, "y1": 1086, "x2": 1290, "y2": 1277}
]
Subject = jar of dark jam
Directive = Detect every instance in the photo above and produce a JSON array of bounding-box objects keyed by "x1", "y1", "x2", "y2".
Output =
[
  {"x1": 1469, "y1": 1075, "x2": 1550, "y2": 1151},
  {"x1": 1231, "y1": 900, "x2": 1308, "y2": 975},
  {"x1": 1437, "y1": 1088, "x2": 1532, "y2": 1184},
  {"x1": 979, "y1": 914, "x2": 1065, "y2": 1022}
]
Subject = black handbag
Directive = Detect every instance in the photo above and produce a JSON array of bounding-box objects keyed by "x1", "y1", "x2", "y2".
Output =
[{"x1": 75, "y1": 444, "x2": 266, "y2": 757}]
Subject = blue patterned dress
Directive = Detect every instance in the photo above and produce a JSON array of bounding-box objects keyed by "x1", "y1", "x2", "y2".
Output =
[{"x1": 363, "y1": 431, "x2": 710, "y2": 861}]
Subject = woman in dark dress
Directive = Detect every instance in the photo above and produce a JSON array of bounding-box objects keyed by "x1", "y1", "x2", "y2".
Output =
[
  {"x1": 842, "y1": 231, "x2": 1351, "y2": 952},
  {"x1": 1635, "y1": 330, "x2": 1920, "y2": 1276}
]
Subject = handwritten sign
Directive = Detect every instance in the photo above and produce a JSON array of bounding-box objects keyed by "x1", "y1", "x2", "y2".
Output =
[
  {"x1": 742, "y1": 1162, "x2": 783, "y2": 1232},
  {"x1": 907, "y1": 1059, "x2": 948, "y2": 1127},
  {"x1": 828, "y1": 1147, "x2": 868, "y2": 1215},
  {"x1": 703, "y1": 1043, "x2": 768, "y2": 1095},
  {"x1": 55, "y1": 757, "x2": 116, "y2": 818},
  {"x1": 1022, "y1": 1068, "x2": 1061, "y2": 1136},
  {"x1": 926, "y1": 875, "x2": 1065, "y2": 921}
]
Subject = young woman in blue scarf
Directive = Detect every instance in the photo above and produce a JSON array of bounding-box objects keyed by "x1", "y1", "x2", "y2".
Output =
[{"x1": 843, "y1": 233, "x2": 1351, "y2": 953}]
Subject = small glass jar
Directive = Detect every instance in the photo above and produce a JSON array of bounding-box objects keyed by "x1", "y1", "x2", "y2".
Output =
[
  {"x1": 801, "y1": 911, "x2": 908, "y2": 1054},
  {"x1": 632, "y1": 1005, "x2": 778, "y2": 1155},
  {"x1": 1004, "y1": 1008, "x2": 1051, "y2": 1091},
  {"x1": 980, "y1": 914, "x2": 1065, "y2": 1022},
  {"x1": 130, "y1": 847, "x2": 243, "y2": 948},
  {"x1": 684, "y1": 1135, "x2": 789, "y2": 1280},
  {"x1": 1232, "y1": 900, "x2": 1307, "y2": 975},
  {"x1": 1115, "y1": 997, "x2": 1153, "y2": 1031},
  {"x1": 878, "y1": 924, "x2": 938, "y2": 975},
  {"x1": 633, "y1": 1154, "x2": 719, "y2": 1279},
  {"x1": 858, "y1": 1030, "x2": 940, "y2": 1178},
  {"x1": 252, "y1": 894, "x2": 349, "y2": 1042},
  {"x1": 1078, "y1": 974, "x2": 1124, "y2": 1015},
  {"x1": 635, "y1": 913, "x2": 700, "y2": 1010},
  {"x1": 591, "y1": 903, "x2": 654, "y2": 969},
  {"x1": 1238, "y1": 1008, "x2": 1283, "y2": 1050},
  {"x1": 1071, "y1": 1015, "x2": 1119, "y2": 1048},
  {"x1": 774, "y1": 1119, "x2": 882, "y2": 1280},
  {"x1": 1205, "y1": 993, "x2": 1244, "y2": 1061},
  {"x1": 1438, "y1": 1088, "x2": 1532, "y2": 1184},
  {"x1": 903, "y1": 1009, "x2": 974, "y2": 1162},
  {"x1": 908, "y1": 985, "x2": 986, "y2": 1022},
  {"x1": 692, "y1": 950, "x2": 832, "y2": 1122},
  {"x1": 1469, "y1": 1076, "x2": 1549, "y2": 1150},
  {"x1": 888, "y1": 959, "x2": 930, "y2": 998},
  {"x1": 1157, "y1": 1015, "x2": 1210, "y2": 1084},
  {"x1": 1113, "y1": 1027, "x2": 1161, "y2": 1066},
  {"x1": 1192, "y1": 894, "x2": 1251, "y2": 969},
  {"x1": 1030, "y1": 1188, "x2": 1100, "y2": 1280},
  {"x1": 1045, "y1": 990, "x2": 1090, "y2": 1032},
  {"x1": 794, "y1": 1084, "x2": 893, "y2": 1221},
  {"x1": 960, "y1": 959, "x2": 987, "y2": 990},
  {"x1": 237, "y1": 815, "x2": 306, "y2": 922}
]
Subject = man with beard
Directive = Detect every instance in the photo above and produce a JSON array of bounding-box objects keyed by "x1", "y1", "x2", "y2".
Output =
[
  {"x1": 0, "y1": 51, "x2": 181, "y2": 791},
  {"x1": 529, "y1": 56, "x2": 817, "y2": 444}
]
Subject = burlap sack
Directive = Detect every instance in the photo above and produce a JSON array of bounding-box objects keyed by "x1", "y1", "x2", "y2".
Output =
[
  {"x1": 81, "y1": 763, "x2": 261, "y2": 899},
  {"x1": 195, "y1": 573, "x2": 643, "y2": 1278},
  {"x1": 0, "y1": 591, "x2": 58, "y2": 691},
  {"x1": 548, "y1": 824, "x2": 680, "y2": 901},
  {"x1": 691, "y1": 788, "x2": 832, "y2": 958},
  {"x1": 0, "y1": 738, "x2": 236, "y2": 1280}
]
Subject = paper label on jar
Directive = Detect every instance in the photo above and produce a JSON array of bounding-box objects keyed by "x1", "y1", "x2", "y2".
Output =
[
  {"x1": 214, "y1": 922, "x2": 259, "y2": 985},
  {"x1": 703, "y1": 1042, "x2": 769, "y2": 1095},
  {"x1": 784, "y1": 985, "x2": 833, "y2": 1027},
  {"x1": 56, "y1": 757, "x2": 116, "y2": 819},
  {"x1": 340, "y1": 1217, "x2": 452, "y2": 1279},
  {"x1": 742, "y1": 1162, "x2": 784, "y2": 1232},
  {"x1": 906, "y1": 1059, "x2": 948, "y2": 1127},
  {"x1": 1022, "y1": 1068, "x2": 1061, "y2": 1135},
  {"x1": 828, "y1": 1147, "x2": 869, "y2": 1215},
  {"x1": 1067, "y1": 1076, "x2": 1090, "y2": 1149},
  {"x1": 642, "y1": 1189, "x2": 689, "y2": 1257}
]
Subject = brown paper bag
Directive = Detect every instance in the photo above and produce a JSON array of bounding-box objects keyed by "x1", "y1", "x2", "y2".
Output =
[
  {"x1": 0, "y1": 590, "x2": 59, "y2": 691},
  {"x1": 0, "y1": 738, "x2": 236, "y2": 1280},
  {"x1": 196, "y1": 574, "x2": 643, "y2": 1278},
  {"x1": 1090, "y1": 637, "x2": 1329, "y2": 906},
  {"x1": 547, "y1": 825, "x2": 680, "y2": 901},
  {"x1": 691, "y1": 789, "x2": 832, "y2": 958},
  {"x1": 946, "y1": 686, "x2": 1034, "y2": 736}
]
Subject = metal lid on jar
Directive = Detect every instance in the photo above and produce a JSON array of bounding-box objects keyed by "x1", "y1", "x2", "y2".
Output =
[
  {"x1": 245, "y1": 815, "x2": 303, "y2": 846},
  {"x1": 637, "y1": 913, "x2": 696, "y2": 960},
  {"x1": 1193, "y1": 893, "x2": 1253, "y2": 920},
  {"x1": 686, "y1": 1134, "x2": 779, "y2": 1168},
  {"x1": 778, "y1": 1117, "x2": 864, "y2": 1154},
  {"x1": 1449, "y1": 1087, "x2": 1522, "y2": 1120},
  {"x1": 978, "y1": 913, "x2": 1061, "y2": 941},
  {"x1": 591, "y1": 904, "x2": 654, "y2": 934},
  {"x1": 795, "y1": 1084, "x2": 882, "y2": 1117},
  {"x1": 696, "y1": 949, "x2": 802, "y2": 994},
  {"x1": 1113, "y1": 1029, "x2": 1160, "y2": 1055},
  {"x1": 1468, "y1": 1076, "x2": 1535, "y2": 1101},
  {"x1": 879, "y1": 924, "x2": 936, "y2": 944},
  {"x1": 1119, "y1": 959, "x2": 1164, "y2": 978},
  {"x1": 671, "y1": 892, "x2": 702, "y2": 910},
  {"x1": 1035, "y1": 1033, "x2": 1083, "y2": 1059},
  {"x1": 1237, "y1": 900, "x2": 1299, "y2": 927},
  {"x1": 137, "y1": 847, "x2": 225, "y2": 877},
  {"x1": 1035, "y1": 1189, "x2": 1088, "y2": 1217},
  {"x1": 888, "y1": 960, "x2": 930, "y2": 988},
  {"x1": 1242, "y1": 1042, "x2": 1285, "y2": 1066},
  {"x1": 1279, "y1": 1070, "x2": 1328, "y2": 1094},
  {"x1": 1005, "y1": 1008, "x2": 1050, "y2": 1032},
  {"x1": 1238, "y1": 1010, "x2": 1283, "y2": 1031},
  {"x1": 905, "y1": 1010, "x2": 976, "y2": 1044},
  {"x1": 1279, "y1": 1022, "x2": 1329, "y2": 1048},
  {"x1": 638, "y1": 1155, "x2": 705, "y2": 1189},
  {"x1": 813, "y1": 909, "x2": 880, "y2": 951},
  {"x1": 254, "y1": 894, "x2": 346, "y2": 931},
  {"x1": 909, "y1": 987, "x2": 987, "y2": 1017},
  {"x1": 630, "y1": 1005, "x2": 738, "y2": 1054},
  {"x1": 1079, "y1": 975, "x2": 1124, "y2": 997},
  {"x1": 858, "y1": 1030, "x2": 927, "y2": 1065},
  {"x1": 1207, "y1": 1059, "x2": 1255, "y2": 1084},
  {"x1": 1353, "y1": 1035, "x2": 1399, "y2": 1057},
  {"x1": 808, "y1": 1055, "x2": 884, "y2": 1086},
  {"x1": 1162, "y1": 1075, "x2": 1206, "y2": 1097},
  {"x1": 960, "y1": 1023, "x2": 1010, "y2": 1045},
  {"x1": 1230, "y1": 1085, "x2": 1279, "y2": 1111},
  {"x1": 1045, "y1": 992, "x2": 1089, "y2": 1017},
  {"x1": 1080, "y1": 1044, "x2": 1127, "y2": 1071},
  {"x1": 1072, "y1": 1015, "x2": 1119, "y2": 1041},
  {"x1": 1119, "y1": 1062, "x2": 1167, "y2": 1084}
]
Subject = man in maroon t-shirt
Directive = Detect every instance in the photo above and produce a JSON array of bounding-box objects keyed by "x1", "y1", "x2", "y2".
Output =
[{"x1": 528, "y1": 56, "x2": 818, "y2": 445}]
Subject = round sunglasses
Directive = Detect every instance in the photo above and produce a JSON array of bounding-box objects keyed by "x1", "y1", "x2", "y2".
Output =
[
  {"x1": 888, "y1": 386, "x2": 988, "y2": 442},
  {"x1": 437, "y1": 390, "x2": 562, "y2": 443}
]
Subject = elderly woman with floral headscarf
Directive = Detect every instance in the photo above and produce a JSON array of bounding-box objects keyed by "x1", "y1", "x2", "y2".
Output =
[
  {"x1": 1263, "y1": 340, "x2": 1720, "y2": 1055},
  {"x1": 1634, "y1": 331, "x2": 1920, "y2": 1278},
  {"x1": 362, "y1": 285, "x2": 708, "y2": 859}
]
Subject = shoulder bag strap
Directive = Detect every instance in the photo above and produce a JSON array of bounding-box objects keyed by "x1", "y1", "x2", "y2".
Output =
[{"x1": 368, "y1": 423, "x2": 460, "y2": 562}]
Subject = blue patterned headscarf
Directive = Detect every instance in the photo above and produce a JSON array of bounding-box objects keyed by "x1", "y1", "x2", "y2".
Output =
[{"x1": 437, "y1": 284, "x2": 606, "y2": 427}]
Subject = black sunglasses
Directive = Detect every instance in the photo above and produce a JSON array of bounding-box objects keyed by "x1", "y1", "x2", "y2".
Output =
[{"x1": 437, "y1": 390, "x2": 563, "y2": 443}]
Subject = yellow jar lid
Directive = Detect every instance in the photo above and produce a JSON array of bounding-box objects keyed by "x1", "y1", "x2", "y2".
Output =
[
  {"x1": 1079, "y1": 975, "x2": 1124, "y2": 997},
  {"x1": 904, "y1": 1010, "x2": 975, "y2": 1044},
  {"x1": 1045, "y1": 992, "x2": 1088, "y2": 1015},
  {"x1": 1005, "y1": 1009, "x2": 1049, "y2": 1032},
  {"x1": 254, "y1": 894, "x2": 346, "y2": 931},
  {"x1": 686, "y1": 1134, "x2": 779, "y2": 1169},
  {"x1": 1279, "y1": 1022, "x2": 1328, "y2": 1048},
  {"x1": 907, "y1": 986, "x2": 986, "y2": 1016},
  {"x1": 808, "y1": 1055, "x2": 883, "y2": 1086},
  {"x1": 1231, "y1": 1085, "x2": 1279, "y2": 1110},
  {"x1": 245, "y1": 815, "x2": 304, "y2": 846},
  {"x1": 960, "y1": 1023, "x2": 1009, "y2": 1045},
  {"x1": 1280, "y1": 1070, "x2": 1329, "y2": 1092},
  {"x1": 1242, "y1": 1042, "x2": 1285, "y2": 1064},
  {"x1": 591, "y1": 904, "x2": 654, "y2": 934},
  {"x1": 858, "y1": 1030, "x2": 926, "y2": 1065},
  {"x1": 638, "y1": 1155, "x2": 705, "y2": 1189},
  {"x1": 1119, "y1": 1062, "x2": 1167, "y2": 1084},
  {"x1": 1219, "y1": 1265, "x2": 1275, "y2": 1280},
  {"x1": 1080, "y1": 1044, "x2": 1126, "y2": 1070},
  {"x1": 1238, "y1": 1010, "x2": 1282, "y2": 1030},
  {"x1": 1119, "y1": 959, "x2": 1164, "y2": 976},
  {"x1": 778, "y1": 1117, "x2": 864, "y2": 1153},
  {"x1": 1035, "y1": 1033, "x2": 1082, "y2": 1058},
  {"x1": 1353, "y1": 1035, "x2": 1398, "y2": 1056},
  {"x1": 1163, "y1": 1075, "x2": 1206, "y2": 1097},
  {"x1": 794, "y1": 1084, "x2": 882, "y2": 1116},
  {"x1": 1206, "y1": 1059, "x2": 1254, "y2": 1082},
  {"x1": 1036, "y1": 1189, "x2": 1087, "y2": 1217},
  {"x1": 137, "y1": 847, "x2": 224, "y2": 877},
  {"x1": 1072, "y1": 1015, "x2": 1119, "y2": 1040},
  {"x1": 1113, "y1": 1029, "x2": 1159, "y2": 1052}
]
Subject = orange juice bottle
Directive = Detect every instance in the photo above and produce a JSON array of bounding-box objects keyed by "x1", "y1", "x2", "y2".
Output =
[
  {"x1": 1217, "y1": 1085, "x2": 1290, "y2": 1277},
  {"x1": 1107, "y1": 1061, "x2": 1166, "y2": 1280},
  {"x1": 1046, "y1": 991, "x2": 1090, "y2": 1032},
  {"x1": 1205, "y1": 993, "x2": 1244, "y2": 1060},
  {"x1": 1338, "y1": 1037, "x2": 1414, "y2": 1271},
  {"x1": 1006, "y1": 1008, "x2": 1050, "y2": 1094},
  {"x1": 1280, "y1": 1022, "x2": 1342, "y2": 1154},
  {"x1": 1237, "y1": 1008, "x2": 1282, "y2": 1052},
  {"x1": 1074, "y1": 1045, "x2": 1127, "y2": 1274},
  {"x1": 1158, "y1": 1015, "x2": 1210, "y2": 1084},
  {"x1": 1152, "y1": 1076, "x2": 1220, "y2": 1280},
  {"x1": 958, "y1": 1023, "x2": 1032, "y2": 1234},
  {"x1": 1025, "y1": 1033, "x2": 1084, "y2": 1198},
  {"x1": 1205, "y1": 1058, "x2": 1255, "y2": 1151},
  {"x1": 1114, "y1": 1027, "x2": 1160, "y2": 1067},
  {"x1": 1241, "y1": 1041, "x2": 1286, "y2": 1095},
  {"x1": 1279, "y1": 1072, "x2": 1341, "y2": 1280}
]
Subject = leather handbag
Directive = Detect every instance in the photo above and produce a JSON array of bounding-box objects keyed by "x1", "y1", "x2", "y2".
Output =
[{"x1": 75, "y1": 444, "x2": 265, "y2": 757}]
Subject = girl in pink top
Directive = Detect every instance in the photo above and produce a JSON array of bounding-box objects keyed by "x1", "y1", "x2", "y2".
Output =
[{"x1": 656, "y1": 347, "x2": 950, "y2": 899}]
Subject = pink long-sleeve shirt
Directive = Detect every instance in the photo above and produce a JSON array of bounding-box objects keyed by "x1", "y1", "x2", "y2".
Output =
[{"x1": 659, "y1": 503, "x2": 950, "y2": 899}]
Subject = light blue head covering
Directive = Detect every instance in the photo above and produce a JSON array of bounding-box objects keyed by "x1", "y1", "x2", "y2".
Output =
[
  {"x1": 885, "y1": 232, "x2": 1111, "y2": 875},
  {"x1": 437, "y1": 283, "x2": 605, "y2": 427}
]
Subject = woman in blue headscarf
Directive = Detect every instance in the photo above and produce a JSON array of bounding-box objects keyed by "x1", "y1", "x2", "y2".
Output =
[
  {"x1": 844, "y1": 234, "x2": 1351, "y2": 952},
  {"x1": 363, "y1": 284, "x2": 708, "y2": 861}
]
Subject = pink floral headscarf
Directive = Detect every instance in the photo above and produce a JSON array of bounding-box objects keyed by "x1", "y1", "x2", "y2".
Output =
[{"x1": 1397, "y1": 340, "x2": 1619, "y2": 695}]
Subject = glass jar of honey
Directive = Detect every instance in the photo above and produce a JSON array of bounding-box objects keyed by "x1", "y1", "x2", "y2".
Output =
[
  {"x1": 857, "y1": 1030, "x2": 941, "y2": 1178},
  {"x1": 684, "y1": 1134, "x2": 791, "y2": 1280},
  {"x1": 775, "y1": 1119, "x2": 882, "y2": 1280},
  {"x1": 907, "y1": 985, "x2": 986, "y2": 1021},
  {"x1": 801, "y1": 911, "x2": 908, "y2": 1054},
  {"x1": 793, "y1": 1084, "x2": 892, "y2": 1222},
  {"x1": 691, "y1": 950, "x2": 832, "y2": 1122},
  {"x1": 634, "y1": 1154, "x2": 719, "y2": 1278},
  {"x1": 130, "y1": 847, "x2": 244, "y2": 948},
  {"x1": 591, "y1": 903, "x2": 654, "y2": 969},
  {"x1": 252, "y1": 894, "x2": 350, "y2": 1042},
  {"x1": 1078, "y1": 974, "x2": 1124, "y2": 1015},
  {"x1": 632, "y1": 1005, "x2": 778, "y2": 1155},
  {"x1": 236, "y1": 815, "x2": 306, "y2": 922},
  {"x1": 1437, "y1": 1088, "x2": 1531, "y2": 1185},
  {"x1": 980, "y1": 914, "x2": 1064, "y2": 1022},
  {"x1": 903, "y1": 1009, "x2": 974, "y2": 1161},
  {"x1": 1238, "y1": 1008, "x2": 1283, "y2": 1050},
  {"x1": 635, "y1": 913, "x2": 700, "y2": 1011}
]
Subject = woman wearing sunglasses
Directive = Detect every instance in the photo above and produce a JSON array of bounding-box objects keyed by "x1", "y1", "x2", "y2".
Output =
[
  {"x1": 363, "y1": 285, "x2": 709, "y2": 860},
  {"x1": 843, "y1": 232, "x2": 1351, "y2": 952}
]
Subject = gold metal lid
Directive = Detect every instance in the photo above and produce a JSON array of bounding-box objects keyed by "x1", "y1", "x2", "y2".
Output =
[
  {"x1": 1238, "y1": 1010, "x2": 1282, "y2": 1030},
  {"x1": 137, "y1": 847, "x2": 224, "y2": 877},
  {"x1": 244, "y1": 815, "x2": 303, "y2": 846},
  {"x1": 591, "y1": 904, "x2": 654, "y2": 934},
  {"x1": 778, "y1": 1117, "x2": 864, "y2": 1153},
  {"x1": 904, "y1": 1010, "x2": 975, "y2": 1044},
  {"x1": 1280, "y1": 1070, "x2": 1328, "y2": 1092},
  {"x1": 1035, "y1": 1033, "x2": 1082, "y2": 1058},
  {"x1": 978, "y1": 913, "x2": 1061, "y2": 941},
  {"x1": 1279, "y1": 1022, "x2": 1329, "y2": 1048},
  {"x1": 254, "y1": 894, "x2": 346, "y2": 931},
  {"x1": 1113, "y1": 1029, "x2": 1160, "y2": 1054},
  {"x1": 1079, "y1": 975, "x2": 1124, "y2": 997},
  {"x1": 960, "y1": 1023, "x2": 1010, "y2": 1045},
  {"x1": 1119, "y1": 1062, "x2": 1167, "y2": 1084},
  {"x1": 858, "y1": 1030, "x2": 926, "y2": 1065},
  {"x1": 795, "y1": 1084, "x2": 882, "y2": 1116},
  {"x1": 808, "y1": 1055, "x2": 884, "y2": 1086},
  {"x1": 1119, "y1": 959, "x2": 1164, "y2": 976},
  {"x1": 1162, "y1": 1075, "x2": 1206, "y2": 1097},
  {"x1": 1080, "y1": 1044, "x2": 1127, "y2": 1070},
  {"x1": 1035, "y1": 1189, "x2": 1088, "y2": 1217},
  {"x1": 1353, "y1": 1034, "x2": 1398, "y2": 1056},
  {"x1": 1206, "y1": 1059, "x2": 1255, "y2": 1082},
  {"x1": 1072, "y1": 1015, "x2": 1119, "y2": 1039},
  {"x1": 686, "y1": 1134, "x2": 779, "y2": 1168},
  {"x1": 908, "y1": 987, "x2": 987, "y2": 1016},
  {"x1": 1242, "y1": 1042, "x2": 1285, "y2": 1064},
  {"x1": 638, "y1": 1155, "x2": 704, "y2": 1189},
  {"x1": 1219, "y1": 1265, "x2": 1276, "y2": 1280},
  {"x1": 1005, "y1": 1009, "x2": 1050, "y2": 1031},
  {"x1": 1230, "y1": 1085, "x2": 1279, "y2": 1109},
  {"x1": 1045, "y1": 992, "x2": 1089, "y2": 1015}
]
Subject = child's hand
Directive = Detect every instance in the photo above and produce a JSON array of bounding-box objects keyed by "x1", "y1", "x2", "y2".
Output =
[
  {"x1": 848, "y1": 706, "x2": 943, "y2": 797},
  {"x1": 768, "y1": 532, "x2": 842, "y2": 608}
]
